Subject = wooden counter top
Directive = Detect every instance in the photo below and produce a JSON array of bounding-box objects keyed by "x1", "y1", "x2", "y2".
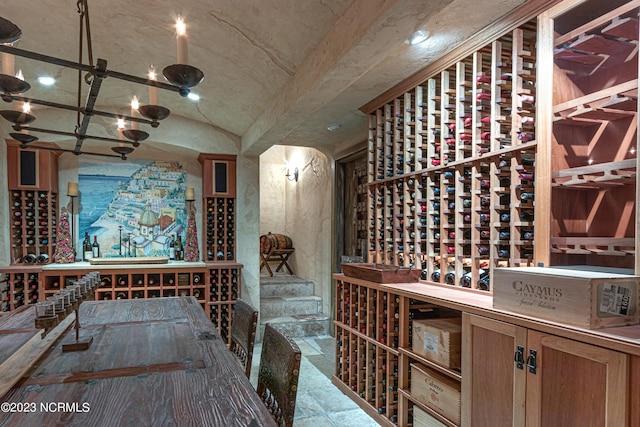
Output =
[{"x1": 334, "y1": 274, "x2": 640, "y2": 356}]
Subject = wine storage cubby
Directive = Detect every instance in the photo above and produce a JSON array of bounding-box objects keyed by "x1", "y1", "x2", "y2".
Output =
[
  {"x1": 208, "y1": 263, "x2": 241, "y2": 346},
  {"x1": 334, "y1": 278, "x2": 401, "y2": 425},
  {"x1": 9, "y1": 190, "x2": 57, "y2": 265},
  {"x1": 366, "y1": 22, "x2": 539, "y2": 290},
  {"x1": 204, "y1": 197, "x2": 236, "y2": 261},
  {"x1": 39, "y1": 264, "x2": 242, "y2": 321},
  {"x1": 0, "y1": 266, "x2": 41, "y2": 312},
  {"x1": 546, "y1": 0, "x2": 639, "y2": 270}
]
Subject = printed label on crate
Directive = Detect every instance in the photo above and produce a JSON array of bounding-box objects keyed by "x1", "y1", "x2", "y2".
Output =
[
  {"x1": 423, "y1": 331, "x2": 439, "y2": 355},
  {"x1": 598, "y1": 282, "x2": 635, "y2": 317}
]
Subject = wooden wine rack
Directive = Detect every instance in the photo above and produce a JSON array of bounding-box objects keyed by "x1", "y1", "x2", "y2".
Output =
[
  {"x1": 204, "y1": 197, "x2": 236, "y2": 261},
  {"x1": 9, "y1": 190, "x2": 58, "y2": 265},
  {"x1": 0, "y1": 266, "x2": 41, "y2": 312},
  {"x1": 545, "y1": 0, "x2": 639, "y2": 270},
  {"x1": 333, "y1": 276, "x2": 469, "y2": 426},
  {"x1": 26, "y1": 262, "x2": 242, "y2": 345},
  {"x1": 208, "y1": 263, "x2": 241, "y2": 345},
  {"x1": 367, "y1": 23, "x2": 539, "y2": 291},
  {"x1": 334, "y1": 278, "x2": 401, "y2": 425}
]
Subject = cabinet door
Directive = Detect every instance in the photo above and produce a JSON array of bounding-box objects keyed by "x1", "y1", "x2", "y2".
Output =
[
  {"x1": 525, "y1": 330, "x2": 628, "y2": 427},
  {"x1": 462, "y1": 313, "x2": 527, "y2": 427}
]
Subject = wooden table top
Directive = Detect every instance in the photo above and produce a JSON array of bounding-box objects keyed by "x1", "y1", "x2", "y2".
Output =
[{"x1": 0, "y1": 297, "x2": 276, "y2": 427}]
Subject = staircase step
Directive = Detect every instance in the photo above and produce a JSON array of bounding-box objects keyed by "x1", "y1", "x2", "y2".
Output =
[
  {"x1": 260, "y1": 295, "x2": 322, "y2": 318},
  {"x1": 259, "y1": 275, "x2": 315, "y2": 297},
  {"x1": 260, "y1": 314, "x2": 331, "y2": 338}
]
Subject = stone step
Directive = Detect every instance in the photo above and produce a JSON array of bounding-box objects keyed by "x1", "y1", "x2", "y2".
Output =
[
  {"x1": 259, "y1": 274, "x2": 315, "y2": 297},
  {"x1": 260, "y1": 314, "x2": 332, "y2": 339},
  {"x1": 260, "y1": 295, "x2": 322, "y2": 319}
]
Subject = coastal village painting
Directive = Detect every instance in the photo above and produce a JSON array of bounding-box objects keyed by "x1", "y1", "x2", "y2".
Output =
[{"x1": 78, "y1": 156, "x2": 187, "y2": 258}]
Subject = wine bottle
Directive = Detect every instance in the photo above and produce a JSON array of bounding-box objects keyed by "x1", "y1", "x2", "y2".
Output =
[
  {"x1": 83, "y1": 232, "x2": 92, "y2": 261},
  {"x1": 169, "y1": 238, "x2": 176, "y2": 260},
  {"x1": 92, "y1": 236, "x2": 100, "y2": 258},
  {"x1": 477, "y1": 270, "x2": 490, "y2": 291},
  {"x1": 175, "y1": 236, "x2": 183, "y2": 261}
]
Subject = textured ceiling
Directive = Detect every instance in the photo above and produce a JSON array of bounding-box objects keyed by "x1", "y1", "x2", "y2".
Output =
[{"x1": 1, "y1": 0, "x2": 528, "y2": 158}]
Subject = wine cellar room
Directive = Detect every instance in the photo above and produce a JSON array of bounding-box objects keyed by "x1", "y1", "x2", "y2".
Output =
[{"x1": 2, "y1": 0, "x2": 640, "y2": 426}]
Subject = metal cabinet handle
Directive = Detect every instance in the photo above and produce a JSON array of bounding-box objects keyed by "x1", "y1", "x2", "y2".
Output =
[
  {"x1": 526, "y1": 349, "x2": 537, "y2": 374},
  {"x1": 514, "y1": 345, "x2": 525, "y2": 370}
]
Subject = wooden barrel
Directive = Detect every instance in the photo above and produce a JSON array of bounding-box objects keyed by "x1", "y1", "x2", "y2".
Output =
[{"x1": 260, "y1": 232, "x2": 293, "y2": 254}]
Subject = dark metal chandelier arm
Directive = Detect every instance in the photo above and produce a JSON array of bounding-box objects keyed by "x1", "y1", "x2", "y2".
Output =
[
  {"x1": 16, "y1": 125, "x2": 139, "y2": 147},
  {"x1": 6, "y1": 95, "x2": 157, "y2": 127},
  {"x1": 74, "y1": 58, "x2": 105, "y2": 152},
  {"x1": 0, "y1": 45, "x2": 183, "y2": 94},
  {"x1": 22, "y1": 143, "x2": 122, "y2": 159}
]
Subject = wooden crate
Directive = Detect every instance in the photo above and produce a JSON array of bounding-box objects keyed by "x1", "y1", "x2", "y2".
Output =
[
  {"x1": 414, "y1": 406, "x2": 447, "y2": 427},
  {"x1": 411, "y1": 317, "x2": 462, "y2": 369},
  {"x1": 410, "y1": 363, "x2": 461, "y2": 425},
  {"x1": 493, "y1": 267, "x2": 640, "y2": 329}
]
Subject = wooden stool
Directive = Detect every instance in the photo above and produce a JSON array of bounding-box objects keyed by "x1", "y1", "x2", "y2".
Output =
[{"x1": 260, "y1": 248, "x2": 294, "y2": 276}]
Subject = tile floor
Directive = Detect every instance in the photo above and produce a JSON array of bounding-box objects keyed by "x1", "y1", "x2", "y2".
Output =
[{"x1": 250, "y1": 336, "x2": 381, "y2": 427}]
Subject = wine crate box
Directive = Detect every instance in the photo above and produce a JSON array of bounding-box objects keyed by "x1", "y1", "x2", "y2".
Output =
[
  {"x1": 410, "y1": 363, "x2": 461, "y2": 425},
  {"x1": 493, "y1": 267, "x2": 640, "y2": 329},
  {"x1": 411, "y1": 317, "x2": 461, "y2": 369},
  {"x1": 414, "y1": 406, "x2": 447, "y2": 427}
]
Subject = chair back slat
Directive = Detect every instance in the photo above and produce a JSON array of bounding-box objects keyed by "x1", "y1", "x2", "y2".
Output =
[
  {"x1": 257, "y1": 323, "x2": 301, "y2": 427},
  {"x1": 230, "y1": 299, "x2": 258, "y2": 378}
]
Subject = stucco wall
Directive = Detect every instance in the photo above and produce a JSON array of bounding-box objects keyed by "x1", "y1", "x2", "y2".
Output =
[{"x1": 260, "y1": 145, "x2": 333, "y2": 315}]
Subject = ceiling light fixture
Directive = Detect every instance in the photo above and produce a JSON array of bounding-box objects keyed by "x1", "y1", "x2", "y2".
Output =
[
  {"x1": 408, "y1": 30, "x2": 429, "y2": 45},
  {"x1": 327, "y1": 124, "x2": 342, "y2": 131},
  {"x1": 37, "y1": 76, "x2": 55, "y2": 86},
  {"x1": 187, "y1": 92, "x2": 200, "y2": 101},
  {"x1": 0, "y1": 1, "x2": 204, "y2": 160}
]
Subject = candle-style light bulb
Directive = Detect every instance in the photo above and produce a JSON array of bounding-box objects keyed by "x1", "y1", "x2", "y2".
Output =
[
  {"x1": 131, "y1": 95, "x2": 139, "y2": 130},
  {"x1": 176, "y1": 15, "x2": 188, "y2": 65},
  {"x1": 148, "y1": 65, "x2": 158, "y2": 105},
  {"x1": 22, "y1": 102, "x2": 30, "y2": 114},
  {"x1": 117, "y1": 118, "x2": 125, "y2": 141},
  {"x1": 1, "y1": 49, "x2": 15, "y2": 76},
  {"x1": 13, "y1": 70, "x2": 24, "y2": 112}
]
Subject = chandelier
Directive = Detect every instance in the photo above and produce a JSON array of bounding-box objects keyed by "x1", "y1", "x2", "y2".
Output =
[{"x1": 0, "y1": 0, "x2": 203, "y2": 160}]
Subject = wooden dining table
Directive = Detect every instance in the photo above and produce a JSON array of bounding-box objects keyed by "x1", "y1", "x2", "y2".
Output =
[{"x1": 0, "y1": 297, "x2": 277, "y2": 426}]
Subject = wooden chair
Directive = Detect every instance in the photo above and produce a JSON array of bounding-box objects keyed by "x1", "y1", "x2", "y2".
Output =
[
  {"x1": 229, "y1": 299, "x2": 258, "y2": 378},
  {"x1": 257, "y1": 323, "x2": 302, "y2": 427}
]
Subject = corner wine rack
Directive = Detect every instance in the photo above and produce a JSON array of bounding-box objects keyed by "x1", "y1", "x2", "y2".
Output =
[{"x1": 367, "y1": 22, "x2": 539, "y2": 291}]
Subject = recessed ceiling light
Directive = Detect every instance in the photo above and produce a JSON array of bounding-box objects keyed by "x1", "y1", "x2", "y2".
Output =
[
  {"x1": 37, "y1": 76, "x2": 55, "y2": 86},
  {"x1": 408, "y1": 30, "x2": 429, "y2": 45},
  {"x1": 327, "y1": 124, "x2": 341, "y2": 131},
  {"x1": 187, "y1": 92, "x2": 200, "y2": 101}
]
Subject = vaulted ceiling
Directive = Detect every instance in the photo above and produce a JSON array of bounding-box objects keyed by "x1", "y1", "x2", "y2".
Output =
[{"x1": 1, "y1": 0, "x2": 529, "y2": 158}]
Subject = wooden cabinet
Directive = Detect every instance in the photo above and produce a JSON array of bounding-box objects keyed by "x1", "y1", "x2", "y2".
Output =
[
  {"x1": 6, "y1": 141, "x2": 59, "y2": 191},
  {"x1": 6, "y1": 141, "x2": 60, "y2": 266},
  {"x1": 333, "y1": 275, "x2": 639, "y2": 426},
  {"x1": 198, "y1": 154, "x2": 237, "y2": 262},
  {"x1": 34, "y1": 262, "x2": 241, "y2": 345},
  {"x1": 462, "y1": 313, "x2": 629, "y2": 426},
  {"x1": 539, "y1": 0, "x2": 640, "y2": 271},
  {"x1": 198, "y1": 153, "x2": 236, "y2": 197}
]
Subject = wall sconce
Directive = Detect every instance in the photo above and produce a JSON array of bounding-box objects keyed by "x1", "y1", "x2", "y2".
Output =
[
  {"x1": 285, "y1": 167, "x2": 299, "y2": 182},
  {"x1": 185, "y1": 187, "x2": 195, "y2": 210}
]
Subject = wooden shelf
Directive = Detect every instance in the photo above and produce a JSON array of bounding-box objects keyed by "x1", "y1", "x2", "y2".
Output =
[
  {"x1": 552, "y1": 159, "x2": 637, "y2": 188},
  {"x1": 550, "y1": 237, "x2": 635, "y2": 256}
]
